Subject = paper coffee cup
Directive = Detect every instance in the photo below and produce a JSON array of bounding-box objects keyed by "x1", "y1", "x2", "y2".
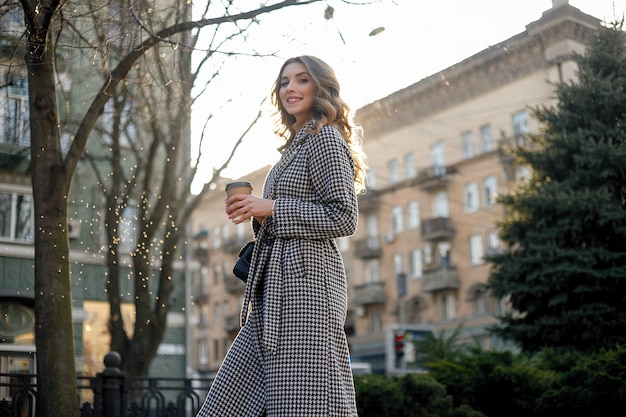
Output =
[
  {"x1": 225, "y1": 181, "x2": 253, "y2": 197},
  {"x1": 225, "y1": 182, "x2": 253, "y2": 222}
]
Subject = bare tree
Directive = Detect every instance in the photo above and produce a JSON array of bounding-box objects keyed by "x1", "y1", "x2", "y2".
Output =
[{"x1": 13, "y1": 0, "x2": 349, "y2": 414}]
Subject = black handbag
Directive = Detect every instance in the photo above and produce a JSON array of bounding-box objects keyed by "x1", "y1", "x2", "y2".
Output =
[{"x1": 233, "y1": 241, "x2": 254, "y2": 282}]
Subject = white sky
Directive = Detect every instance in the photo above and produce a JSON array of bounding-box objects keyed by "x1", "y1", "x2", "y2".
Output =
[{"x1": 190, "y1": 0, "x2": 625, "y2": 190}]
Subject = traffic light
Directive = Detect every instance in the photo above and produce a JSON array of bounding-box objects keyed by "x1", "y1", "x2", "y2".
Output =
[{"x1": 394, "y1": 332, "x2": 404, "y2": 365}]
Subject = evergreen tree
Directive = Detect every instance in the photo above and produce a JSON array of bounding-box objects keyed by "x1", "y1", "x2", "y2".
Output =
[{"x1": 488, "y1": 21, "x2": 626, "y2": 353}]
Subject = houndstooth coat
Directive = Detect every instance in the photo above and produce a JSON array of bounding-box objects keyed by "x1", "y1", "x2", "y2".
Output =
[{"x1": 196, "y1": 123, "x2": 359, "y2": 417}]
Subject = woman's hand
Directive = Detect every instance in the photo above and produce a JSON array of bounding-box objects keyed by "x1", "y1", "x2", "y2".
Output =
[{"x1": 225, "y1": 194, "x2": 274, "y2": 224}]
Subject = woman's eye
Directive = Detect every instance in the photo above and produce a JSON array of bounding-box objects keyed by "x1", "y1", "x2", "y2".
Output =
[
  {"x1": 280, "y1": 81, "x2": 289, "y2": 87},
  {"x1": 298, "y1": 77, "x2": 309, "y2": 83}
]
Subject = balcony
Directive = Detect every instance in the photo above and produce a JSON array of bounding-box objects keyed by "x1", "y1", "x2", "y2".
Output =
[
  {"x1": 353, "y1": 237, "x2": 382, "y2": 259},
  {"x1": 224, "y1": 314, "x2": 241, "y2": 332},
  {"x1": 222, "y1": 235, "x2": 248, "y2": 254},
  {"x1": 352, "y1": 281, "x2": 386, "y2": 306},
  {"x1": 224, "y1": 275, "x2": 245, "y2": 293},
  {"x1": 414, "y1": 165, "x2": 456, "y2": 191},
  {"x1": 421, "y1": 217, "x2": 455, "y2": 241},
  {"x1": 357, "y1": 192, "x2": 381, "y2": 212},
  {"x1": 421, "y1": 265, "x2": 460, "y2": 292}
]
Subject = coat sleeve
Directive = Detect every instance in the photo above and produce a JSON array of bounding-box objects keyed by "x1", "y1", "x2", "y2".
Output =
[{"x1": 272, "y1": 126, "x2": 358, "y2": 240}]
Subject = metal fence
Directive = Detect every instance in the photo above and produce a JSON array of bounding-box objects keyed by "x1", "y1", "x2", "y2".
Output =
[{"x1": 0, "y1": 352, "x2": 213, "y2": 417}]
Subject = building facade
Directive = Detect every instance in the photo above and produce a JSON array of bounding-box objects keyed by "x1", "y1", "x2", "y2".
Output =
[
  {"x1": 0, "y1": 2, "x2": 191, "y2": 382},
  {"x1": 187, "y1": 1, "x2": 602, "y2": 375}
]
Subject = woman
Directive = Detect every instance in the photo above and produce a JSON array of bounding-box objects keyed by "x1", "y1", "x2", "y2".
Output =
[{"x1": 196, "y1": 55, "x2": 367, "y2": 417}]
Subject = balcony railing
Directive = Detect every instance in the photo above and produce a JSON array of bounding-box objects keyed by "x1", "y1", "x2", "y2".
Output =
[
  {"x1": 421, "y1": 265, "x2": 460, "y2": 292},
  {"x1": 420, "y1": 217, "x2": 455, "y2": 241},
  {"x1": 414, "y1": 165, "x2": 456, "y2": 191},
  {"x1": 357, "y1": 192, "x2": 381, "y2": 212},
  {"x1": 352, "y1": 281, "x2": 386, "y2": 306},
  {"x1": 221, "y1": 236, "x2": 248, "y2": 254},
  {"x1": 353, "y1": 237, "x2": 382, "y2": 259},
  {"x1": 224, "y1": 314, "x2": 241, "y2": 332},
  {"x1": 224, "y1": 275, "x2": 245, "y2": 294}
]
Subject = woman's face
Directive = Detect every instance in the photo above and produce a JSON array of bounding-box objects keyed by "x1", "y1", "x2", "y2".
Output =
[{"x1": 279, "y1": 62, "x2": 316, "y2": 125}]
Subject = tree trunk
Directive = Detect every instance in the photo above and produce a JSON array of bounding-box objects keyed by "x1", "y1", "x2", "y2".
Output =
[{"x1": 26, "y1": 10, "x2": 80, "y2": 416}]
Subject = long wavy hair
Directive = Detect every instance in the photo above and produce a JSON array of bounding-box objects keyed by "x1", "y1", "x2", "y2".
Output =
[{"x1": 270, "y1": 55, "x2": 367, "y2": 194}]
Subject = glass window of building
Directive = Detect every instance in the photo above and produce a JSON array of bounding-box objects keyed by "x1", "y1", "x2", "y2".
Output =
[
  {"x1": 391, "y1": 205, "x2": 404, "y2": 234},
  {"x1": 409, "y1": 249, "x2": 422, "y2": 279},
  {"x1": 3, "y1": 77, "x2": 30, "y2": 146},
  {"x1": 433, "y1": 191, "x2": 449, "y2": 217},
  {"x1": 462, "y1": 131, "x2": 474, "y2": 159},
  {"x1": 469, "y1": 234, "x2": 485, "y2": 265},
  {"x1": 404, "y1": 153, "x2": 416, "y2": 179},
  {"x1": 0, "y1": 188, "x2": 33, "y2": 243},
  {"x1": 337, "y1": 236, "x2": 350, "y2": 252},
  {"x1": 365, "y1": 259, "x2": 380, "y2": 283},
  {"x1": 464, "y1": 182, "x2": 479, "y2": 213},
  {"x1": 512, "y1": 110, "x2": 529, "y2": 143},
  {"x1": 366, "y1": 168, "x2": 377, "y2": 189},
  {"x1": 483, "y1": 175, "x2": 498, "y2": 207},
  {"x1": 480, "y1": 124, "x2": 493, "y2": 152},
  {"x1": 407, "y1": 200, "x2": 420, "y2": 229},
  {"x1": 431, "y1": 143, "x2": 445, "y2": 176},
  {"x1": 388, "y1": 158, "x2": 399, "y2": 184},
  {"x1": 442, "y1": 293, "x2": 456, "y2": 320}
]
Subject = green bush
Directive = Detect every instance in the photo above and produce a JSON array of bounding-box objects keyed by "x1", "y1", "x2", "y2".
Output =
[
  {"x1": 354, "y1": 373, "x2": 484, "y2": 417},
  {"x1": 535, "y1": 346, "x2": 626, "y2": 417},
  {"x1": 396, "y1": 373, "x2": 454, "y2": 417},
  {"x1": 426, "y1": 348, "x2": 548, "y2": 417},
  {"x1": 354, "y1": 374, "x2": 404, "y2": 417}
]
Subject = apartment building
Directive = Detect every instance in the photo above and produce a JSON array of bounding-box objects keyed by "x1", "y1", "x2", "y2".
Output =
[
  {"x1": 188, "y1": 1, "x2": 602, "y2": 375},
  {"x1": 346, "y1": 1, "x2": 599, "y2": 372}
]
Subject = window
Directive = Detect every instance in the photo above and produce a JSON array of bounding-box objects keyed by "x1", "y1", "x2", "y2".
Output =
[
  {"x1": 393, "y1": 253, "x2": 404, "y2": 276},
  {"x1": 480, "y1": 124, "x2": 493, "y2": 152},
  {"x1": 433, "y1": 191, "x2": 449, "y2": 217},
  {"x1": 407, "y1": 201, "x2": 420, "y2": 229},
  {"x1": 337, "y1": 236, "x2": 350, "y2": 252},
  {"x1": 366, "y1": 214, "x2": 379, "y2": 238},
  {"x1": 487, "y1": 230, "x2": 501, "y2": 254},
  {"x1": 388, "y1": 159, "x2": 399, "y2": 184},
  {"x1": 442, "y1": 293, "x2": 456, "y2": 320},
  {"x1": 366, "y1": 168, "x2": 377, "y2": 189},
  {"x1": 462, "y1": 131, "x2": 474, "y2": 159},
  {"x1": 213, "y1": 339, "x2": 220, "y2": 363},
  {"x1": 213, "y1": 303, "x2": 221, "y2": 325},
  {"x1": 431, "y1": 143, "x2": 445, "y2": 176},
  {"x1": 0, "y1": 189, "x2": 33, "y2": 242},
  {"x1": 469, "y1": 234, "x2": 484, "y2": 265},
  {"x1": 404, "y1": 153, "x2": 416, "y2": 179},
  {"x1": 422, "y1": 245, "x2": 433, "y2": 265},
  {"x1": 212, "y1": 263, "x2": 220, "y2": 285},
  {"x1": 211, "y1": 226, "x2": 221, "y2": 248},
  {"x1": 512, "y1": 110, "x2": 529, "y2": 143},
  {"x1": 118, "y1": 205, "x2": 137, "y2": 255},
  {"x1": 198, "y1": 339, "x2": 208, "y2": 365},
  {"x1": 437, "y1": 242, "x2": 451, "y2": 266},
  {"x1": 3, "y1": 78, "x2": 30, "y2": 146},
  {"x1": 516, "y1": 166, "x2": 530, "y2": 182},
  {"x1": 235, "y1": 222, "x2": 246, "y2": 240},
  {"x1": 409, "y1": 249, "x2": 422, "y2": 279},
  {"x1": 365, "y1": 259, "x2": 380, "y2": 283},
  {"x1": 464, "y1": 182, "x2": 479, "y2": 212},
  {"x1": 483, "y1": 175, "x2": 498, "y2": 207},
  {"x1": 102, "y1": 99, "x2": 137, "y2": 148},
  {"x1": 369, "y1": 307, "x2": 382, "y2": 335},
  {"x1": 391, "y1": 205, "x2": 403, "y2": 234}
]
